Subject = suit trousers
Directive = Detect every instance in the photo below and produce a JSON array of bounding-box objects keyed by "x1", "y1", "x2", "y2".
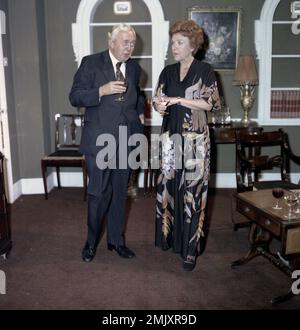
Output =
[{"x1": 85, "y1": 155, "x2": 130, "y2": 248}]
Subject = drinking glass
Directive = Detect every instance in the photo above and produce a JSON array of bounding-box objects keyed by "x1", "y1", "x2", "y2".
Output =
[
  {"x1": 153, "y1": 84, "x2": 165, "y2": 101},
  {"x1": 272, "y1": 187, "x2": 284, "y2": 210},
  {"x1": 294, "y1": 191, "x2": 300, "y2": 214},
  {"x1": 224, "y1": 106, "x2": 231, "y2": 124},
  {"x1": 115, "y1": 77, "x2": 127, "y2": 102},
  {"x1": 284, "y1": 192, "x2": 298, "y2": 219},
  {"x1": 152, "y1": 83, "x2": 168, "y2": 115}
]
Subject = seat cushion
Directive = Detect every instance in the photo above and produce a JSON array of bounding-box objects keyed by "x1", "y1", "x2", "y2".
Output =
[
  {"x1": 42, "y1": 149, "x2": 84, "y2": 161},
  {"x1": 46, "y1": 150, "x2": 83, "y2": 157}
]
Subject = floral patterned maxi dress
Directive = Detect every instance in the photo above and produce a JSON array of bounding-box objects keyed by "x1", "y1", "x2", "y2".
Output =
[{"x1": 155, "y1": 59, "x2": 221, "y2": 262}]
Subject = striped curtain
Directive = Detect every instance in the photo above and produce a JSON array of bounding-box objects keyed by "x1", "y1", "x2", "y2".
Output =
[{"x1": 271, "y1": 90, "x2": 300, "y2": 118}]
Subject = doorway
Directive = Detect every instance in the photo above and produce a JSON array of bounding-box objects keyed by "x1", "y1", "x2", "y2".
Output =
[{"x1": 0, "y1": 10, "x2": 14, "y2": 203}]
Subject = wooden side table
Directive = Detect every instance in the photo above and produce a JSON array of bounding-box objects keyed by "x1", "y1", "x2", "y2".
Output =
[
  {"x1": 209, "y1": 121, "x2": 260, "y2": 144},
  {"x1": 232, "y1": 189, "x2": 300, "y2": 304}
]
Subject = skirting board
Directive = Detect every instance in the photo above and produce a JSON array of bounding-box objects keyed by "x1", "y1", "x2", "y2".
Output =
[{"x1": 11, "y1": 172, "x2": 300, "y2": 204}]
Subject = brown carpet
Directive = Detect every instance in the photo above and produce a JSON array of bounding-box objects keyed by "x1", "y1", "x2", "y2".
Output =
[{"x1": 0, "y1": 188, "x2": 299, "y2": 310}]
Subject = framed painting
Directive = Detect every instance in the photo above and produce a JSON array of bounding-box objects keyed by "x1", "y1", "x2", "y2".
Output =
[{"x1": 188, "y1": 7, "x2": 242, "y2": 70}]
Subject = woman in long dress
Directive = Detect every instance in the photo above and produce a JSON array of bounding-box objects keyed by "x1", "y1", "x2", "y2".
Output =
[{"x1": 153, "y1": 20, "x2": 221, "y2": 271}]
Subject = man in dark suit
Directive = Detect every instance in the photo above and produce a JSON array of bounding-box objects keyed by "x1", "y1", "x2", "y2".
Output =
[{"x1": 69, "y1": 24, "x2": 144, "y2": 262}]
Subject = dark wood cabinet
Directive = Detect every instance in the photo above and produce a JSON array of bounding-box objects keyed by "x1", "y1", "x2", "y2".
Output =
[
  {"x1": 0, "y1": 152, "x2": 12, "y2": 258},
  {"x1": 209, "y1": 121, "x2": 260, "y2": 144}
]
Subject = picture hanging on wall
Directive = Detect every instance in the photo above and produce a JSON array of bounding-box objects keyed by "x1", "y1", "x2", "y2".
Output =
[
  {"x1": 188, "y1": 7, "x2": 242, "y2": 70},
  {"x1": 113, "y1": 1, "x2": 132, "y2": 15}
]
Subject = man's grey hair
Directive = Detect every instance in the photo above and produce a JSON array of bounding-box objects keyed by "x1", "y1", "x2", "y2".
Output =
[{"x1": 108, "y1": 23, "x2": 136, "y2": 42}]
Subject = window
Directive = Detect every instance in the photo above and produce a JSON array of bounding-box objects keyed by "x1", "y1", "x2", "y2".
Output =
[
  {"x1": 72, "y1": 0, "x2": 169, "y2": 126},
  {"x1": 255, "y1": 0, "x2": 300, "y2": 125}
]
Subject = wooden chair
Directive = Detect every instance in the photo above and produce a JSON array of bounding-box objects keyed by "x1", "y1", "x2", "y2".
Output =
[
  {"x1": 41, "y1": 114, "x2": 87, "y2": 201},
  {"x1": 232, "y1": 128, "x2": 300, "y2": 229},
  {"x1": 143, "y1": 124, "x2": 159, "y2": 197},
  {"x1": 144, "y1": 167, "x2": 159, "y2": 197}
]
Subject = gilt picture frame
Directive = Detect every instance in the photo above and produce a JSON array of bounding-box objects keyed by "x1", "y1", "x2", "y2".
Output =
[{"x1": 188, "y1": 7, "x2": 242, "y2": 71}]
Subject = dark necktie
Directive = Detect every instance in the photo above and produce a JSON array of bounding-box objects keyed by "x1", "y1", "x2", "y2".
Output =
[{"x1": 116, "y1": 62, "x2": 125, "y2": 81}]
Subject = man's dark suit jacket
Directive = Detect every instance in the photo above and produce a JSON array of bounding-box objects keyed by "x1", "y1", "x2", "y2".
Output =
[{"x1": 69, "y1": 50, "x2": 145, "y2": 157}]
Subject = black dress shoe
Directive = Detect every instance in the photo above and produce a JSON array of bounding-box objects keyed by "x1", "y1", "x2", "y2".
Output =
[
  {"x1": 182, "y1": 257, "x2": 196, "y2": 271},
  {"x1": 107, "y1": 243, "x2": 135, "y2": 258},
  {"x1": 82, "y1": 242, "x2": 96, "y2": 262},
  {"x1": 161, "y1": 241, "x2": 171, "y2": 251}
]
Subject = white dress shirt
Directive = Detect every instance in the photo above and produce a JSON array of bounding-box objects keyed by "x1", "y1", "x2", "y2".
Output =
[{"x1": 109, "y1": 50, "x2": 126, "y2": 78}]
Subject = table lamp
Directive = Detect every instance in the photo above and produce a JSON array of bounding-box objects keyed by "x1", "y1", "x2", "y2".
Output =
[{"x1": 233, "y1": 55, "x2": 258, "y2": 125}]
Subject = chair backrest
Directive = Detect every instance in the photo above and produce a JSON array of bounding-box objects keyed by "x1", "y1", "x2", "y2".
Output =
[
  {"x1": 54, "y1": 114, "x2": 84, "y2": 151},
  {"x1": 235, "y1": 128, "x2": 293, "y2": 192}
]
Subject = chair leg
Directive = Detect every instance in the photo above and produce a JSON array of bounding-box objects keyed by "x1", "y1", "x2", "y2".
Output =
[
  {"x1": 56, "y1": 166, "x2": 61, "y2": 189},
  {"x1": 153, "y1": 169, "x2": 158, "y2": 196},
  {"x1": 41, "y1": 161, "x2": 48, "y2": 200},
  {"x1": 149, "y1": 169, "x2": 154, "y2": 195},
  {"x1": 144, "y1": 169, "x2": 149, "y2": 196},
  {"x1": 231, "y1": 194, "x2": 250, "y2": 230},
  {"x1": 82, "y1": 160, "x2": 88, "y2": 202}
]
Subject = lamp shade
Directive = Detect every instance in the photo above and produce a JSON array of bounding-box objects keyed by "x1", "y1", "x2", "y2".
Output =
[{"x1": 233, "y1": 55, "x2": 258, "y2": 85}]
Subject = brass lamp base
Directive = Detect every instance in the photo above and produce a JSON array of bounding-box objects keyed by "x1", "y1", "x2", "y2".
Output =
[
  {"x1": 240, "y1": 84, "x2": 256, "y2": 126},
  {"x1": 241, "y1": 109, "x2": 251, "y2": 126}
]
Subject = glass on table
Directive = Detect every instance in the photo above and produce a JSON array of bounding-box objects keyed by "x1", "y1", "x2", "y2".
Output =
[
  {"x1": 272, "y1": 187, "x2": 284, "y2": 210},
  {"x1": 283, "y1": 191, "x2": 298, "y2": 219},
  {"x1": 224, "y1": 106, "x2": 231, "y2": 124},
  {"x1": 294, "y1": 190, "x2": 300, "y2": 214}
]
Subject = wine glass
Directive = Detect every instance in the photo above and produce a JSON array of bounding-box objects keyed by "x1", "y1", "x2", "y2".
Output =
[
  {"x1": 224, "y1": 106, "x2": 231, "y2": 124},
  {"x1": 115, "y1": 77, "x2": 127, "y2": 102},
  {"x1": 284, "y1": 191, "x2": 298, "y2": 219},
  {"x1": 153, "y1": 84, "x2": 169, "y2": 115},
  {"x1": 272, "y1": 187, "x2": 284, "y2": 210},
  {"x1": 294, "y1": 191, "x2": 300, "y2": 214}
]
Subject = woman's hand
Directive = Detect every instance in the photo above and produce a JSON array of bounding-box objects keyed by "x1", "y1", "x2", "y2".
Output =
[
  {"x1": 153, "y1": 96, "x2": 170, "y2": 116},
  {"x1": 165, "y1": 96, "x2": 181, "y2": 106}
]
